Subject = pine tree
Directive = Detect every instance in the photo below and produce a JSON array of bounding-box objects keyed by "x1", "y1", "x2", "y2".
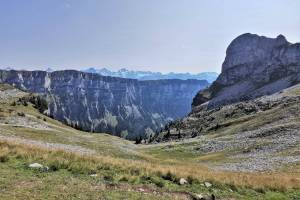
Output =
[{"x1": 178, "y1": 130, "x2": 181, "y2": 139}]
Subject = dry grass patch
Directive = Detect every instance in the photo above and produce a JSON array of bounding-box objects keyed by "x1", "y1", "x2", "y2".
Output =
[{"x1": 0, "y1": 139, "x2": 299, "y2": 192}]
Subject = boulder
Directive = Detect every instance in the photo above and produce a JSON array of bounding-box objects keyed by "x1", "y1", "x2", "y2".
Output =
[
  {"x1": 28, "y1": 163, "x2": 49, "y2": 171},
  {"x1": 204, "y1": 182, "x2": 212, "y2": 188},
  {"x1": 90, "y1": 174, "x2": 98, "y2": 177},
  {"x1": 29, "y1": 163, "x2": 43, "y2": 169},
  {"x1": 179, "y1": 178, "x2": 188, "y2": 185}
]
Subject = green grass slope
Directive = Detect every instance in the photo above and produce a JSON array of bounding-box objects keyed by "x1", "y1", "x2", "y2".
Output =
[{"x1": 0, "y1": 84, "x2": 299, "y2": 200}]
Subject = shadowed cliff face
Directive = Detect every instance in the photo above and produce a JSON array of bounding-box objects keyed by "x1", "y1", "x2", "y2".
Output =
[
  {"x1": 192, "y1": 33, "x2": 300, "y2": 108},
  {"x1": 0, "y1": 70, "x2": 208, "y2": 139}
]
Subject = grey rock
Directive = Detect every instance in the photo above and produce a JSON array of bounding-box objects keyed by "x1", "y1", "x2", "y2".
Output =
[
  {"x1": 90, "y1": 174, "x2": 98, "y2": 177},
  {"x1": 29, "y1": 163, "x2": 43, "y2": 169},
  {"x1": 156, "y1": 88, "x2": 300, "y2": 171},
  {"x1": 204, "y1": 182, "x2": 212, "y2": 188},
  {"x1": 179, "y1": 178, "x2": 188, "y2": 185},
  {"x1": 29, "y1": 162, "x2": 49, "y2": 171},
  {"x1": 193, "y1": 33, "x2": 300, "y2": 108},
  {"x1": 153, "y1": 33, "x2": 300, "y2": 173}
]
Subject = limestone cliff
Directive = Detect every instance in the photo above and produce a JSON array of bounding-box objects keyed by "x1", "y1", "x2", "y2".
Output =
[
  {"x1": 192, "y1": 33, "x2": 300, "y2": 108},
  {"x1": 0, "y1": 70, "x2": 208, "y2": 139}
]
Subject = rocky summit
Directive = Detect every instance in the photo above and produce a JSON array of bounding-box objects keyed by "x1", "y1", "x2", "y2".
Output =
[
  {"x1": 192, "y1": 33, "x2": 300, "y2": 108},
  {"x1": 0, "y1": 70, "x2": 208, "y2": 139},
  {"x1": 152, "y1": 34, "x2": 300, "y2": 172}
]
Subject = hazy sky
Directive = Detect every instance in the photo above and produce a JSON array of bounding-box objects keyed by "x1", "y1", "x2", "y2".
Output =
[{"x1": 0, "y1": 0, "x2": 299, "y2": 73}]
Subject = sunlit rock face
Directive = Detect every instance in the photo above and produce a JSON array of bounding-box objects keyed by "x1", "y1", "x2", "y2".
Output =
[
  {"x1": 0, "y1": 70, "x2": 208, "y2": 139},
  {"x1": 192, "y1": 33, "x2": 300, "y2": 108}
]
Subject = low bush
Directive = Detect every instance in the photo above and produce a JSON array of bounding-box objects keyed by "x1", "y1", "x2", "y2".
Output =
[
  {"x1": 0, "y1": 154, "x2": 9, "y2": 162},
  {"x1": 162, "y1": 171, "x2": 178, "y2": 183},
  {"x1": 17, "y1": 112, "x2": 25, "y2": 117}
]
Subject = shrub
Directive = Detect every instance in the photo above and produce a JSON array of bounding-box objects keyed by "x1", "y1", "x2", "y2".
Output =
[
  {"x1": 227, "y1": 183, "x2": 238, "y2": 192},
  {"x1": 178, "y1": 130, "x2": 181, "y2": 139},
  {"x1": 48, "y1": 158, "x2": 70, "y2": 171},
  {"x1": 164, "y1": 129, "x2": 170, "y2": 139},
  {"x1": 49, "y1": 163, "x2": 59, "y2": 171},
  {"x1": 103, "y1": 174, "x2": 114, "y2": 182},
  {"x1": 119, "y1": 176, "x2": 129, "y2": 182},
  {"x1": 140, "y1": 174, "x2": 151, "y2": 182},
  {"x1": 17, "y1": 112, "x2": 25, "y2": 117},
  {"x1": 98, "y1": 164, "x2": 111, "y2": 171},
  {"x1": 22, "y1": 101, "x2": 28, "y2": 106},
  {"x1": 0, "y1": 146, "x2": 10, "y2": 163},
  {"x1": 187, "y1": 175, "x2": 199, "y2": 184},
  {"x1": 130, "y1": 168, "x2": 140, "y2": 176},
  {"x1": 28, "y1": 95, "x2": 48, "y2": 113},
  {"x1": 0, "y1": 155, "x2": 9, "y2": 162},
  {"x1": 254, "y1": 187, "x2": 266, "y2": 194},
  {"x1": 162, "y1": 171, "x2": 178, "y2": 183},
  {"x1": 135, "y1": 136, "x2": 142, "y2": 144}
]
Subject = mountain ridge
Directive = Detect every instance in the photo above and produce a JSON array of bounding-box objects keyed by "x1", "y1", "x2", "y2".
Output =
[
  {"x1": 83, "y1": 67, "x2": 218, "y2": 83},
  {"x1": 150, "y1": 34, "x2": 300, "y2": 174},
  {"x1": 0, "y1": 69, "x2": 209, "y2": 139},
  {"x1": 192, "y1": 33, "x2": 300, "y2": 108}
]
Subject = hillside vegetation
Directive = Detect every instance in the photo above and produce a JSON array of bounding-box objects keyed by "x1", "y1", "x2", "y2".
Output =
[{"x1": 0, "y1": 84, "x2": 299, "y2": 199}]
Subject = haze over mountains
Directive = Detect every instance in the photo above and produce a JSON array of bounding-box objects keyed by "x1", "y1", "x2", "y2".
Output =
[
  {"x1": 83, "y1": 67, "x2": 218, "y2": 83},
  {"x1": 2, "y1": 67, "x2": 218, "y2": 83}
]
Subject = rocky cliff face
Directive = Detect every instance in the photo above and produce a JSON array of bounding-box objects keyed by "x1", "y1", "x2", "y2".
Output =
[
  {"x1": 155, "y1": 33, "x2": 300, "y2": 142},
  {"x1": 0, "y1": 70, "x2": 208, "y2": 139},
  {"x1": 193, "y1": 33, "x2": 300, "y2": 108},
  {"x1": 151, "y1": 34, "x2": 300, "y2": 172}
]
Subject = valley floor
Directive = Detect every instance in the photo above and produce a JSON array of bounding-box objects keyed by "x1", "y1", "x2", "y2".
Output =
[{"x1": 0, "y1": 85, "x2": 299, "y2": 200}]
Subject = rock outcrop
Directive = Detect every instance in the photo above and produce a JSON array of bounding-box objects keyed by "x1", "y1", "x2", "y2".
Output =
[
  {"x1": 154, "y1": 84, "x2": 300, "y2": 171},
  {"x1": 193, "y1": 33, "x2": 300, "y2": 108},
  {"x1": 148, "y1": 33, "x2": 300, "y2": 172},
  {"x1": 0, "y1": 70, "x2": 208, "y2": 139}
]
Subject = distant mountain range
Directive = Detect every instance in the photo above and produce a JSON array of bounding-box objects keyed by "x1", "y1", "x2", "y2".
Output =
[
  {"x1": 83, "y1": 68, "x2": 218, "y2": 83},
  {"x1": 1, "y1": 67, "x2": 218, "y2": 83}
]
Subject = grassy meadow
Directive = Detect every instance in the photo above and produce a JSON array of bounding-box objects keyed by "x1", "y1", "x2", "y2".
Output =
[{"x1": 0, "y1": 86, "x2": 299, "y2": 199}]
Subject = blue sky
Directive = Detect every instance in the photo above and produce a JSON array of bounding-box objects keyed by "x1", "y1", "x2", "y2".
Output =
[{"x1": 0, "y1": 0, "x2": 299, "y2": 73}]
